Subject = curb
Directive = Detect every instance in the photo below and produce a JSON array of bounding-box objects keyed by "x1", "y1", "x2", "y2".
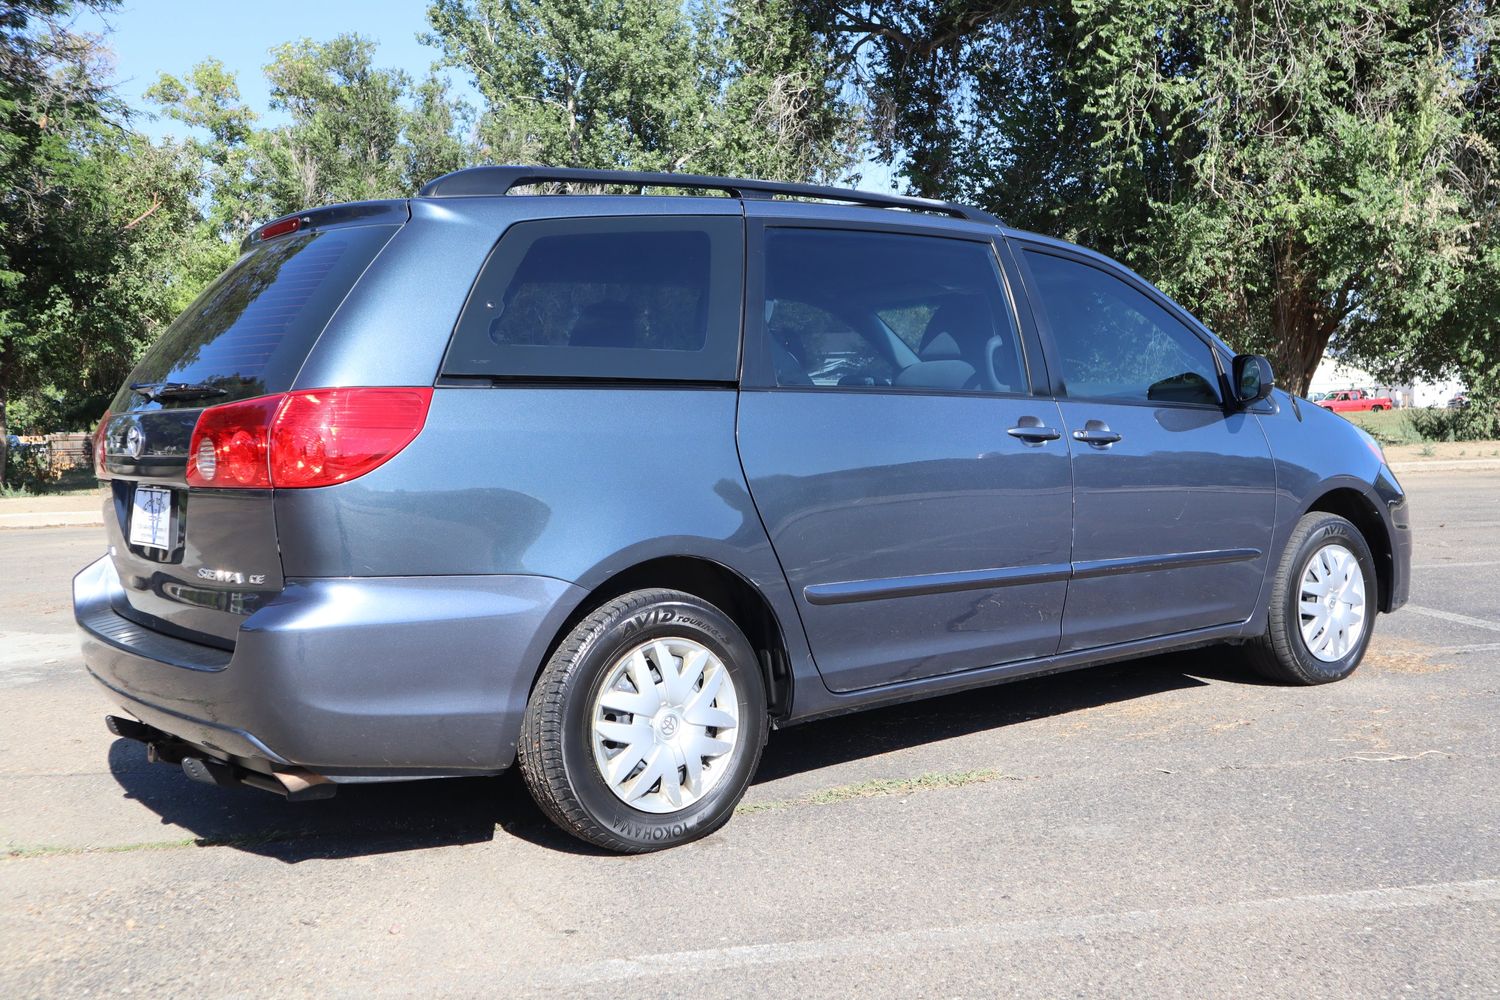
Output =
[
  {"x1": 0, "y1": 511, "x2": 104, "y2": 530},
  {"x1": 1388, "y1": 459, "x2": 1500, "y2": 475}
]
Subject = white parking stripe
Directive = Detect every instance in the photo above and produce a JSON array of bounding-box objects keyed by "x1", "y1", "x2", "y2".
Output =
[
  {"x1": 1404, "y1": 605, "x2": 1500, "y2": 633},
  {"x1": 1413, "y1": 560, "x2": 1500, "y2": 570},
  {"x1": 1437, "y1": 642, "x2": 1500, "y2": 654},
  {"x1": 526, "y1": 878, "x2": 1500, "y2": 988}
]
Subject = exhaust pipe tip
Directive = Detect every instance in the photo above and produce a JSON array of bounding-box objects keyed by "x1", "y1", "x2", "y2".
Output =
[
  {"x1": 272, "y1": 768, "x2": 336, "y2": 801},
  {"x1": 181, "y1": 756, "x2": 237, "y2": 788},
  {"x1": 105, "y1": 714, "x2": 153, "y2": 742},
  {"x1": 180, "y1": 756, "x2": 336, "y2": 802}
]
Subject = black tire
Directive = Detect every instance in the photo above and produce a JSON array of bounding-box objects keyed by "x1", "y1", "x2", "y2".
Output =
[
  {"x1": 517, "y1": 588, "x2": 768, "y2": 852},
  {"x1": 1243, "y1": 512, "x2": 1378, "y2": 684}
]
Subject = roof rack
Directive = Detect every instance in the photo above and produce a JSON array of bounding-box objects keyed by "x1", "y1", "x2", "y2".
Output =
[{"x1": 417, "y1": 165, "x2": 1002, "y2": 226}]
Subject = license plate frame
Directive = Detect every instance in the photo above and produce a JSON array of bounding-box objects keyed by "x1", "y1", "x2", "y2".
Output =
[{"x1": 127, "y1": 485, "x2": 175, "y2": 551}]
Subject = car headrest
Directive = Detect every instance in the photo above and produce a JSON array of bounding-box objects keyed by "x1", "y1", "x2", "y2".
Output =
[
  {"x1": 770, "y1": 337, "x2": 812, "y2": 385},
  {"x1": 918, "y1": 300, "x2": 993, "y2": 361}
]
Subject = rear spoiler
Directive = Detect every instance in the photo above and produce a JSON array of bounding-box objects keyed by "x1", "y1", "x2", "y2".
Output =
[{"x1": 240, "y1": 200, "x2": 411, "y2": 253}]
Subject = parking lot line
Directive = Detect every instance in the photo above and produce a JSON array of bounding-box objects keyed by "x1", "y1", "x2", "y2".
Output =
[
  {"x1": 1403, "y1": 605, "x2": 1500, "y2": 633},
  {"x1": 1412, "y1": 560, "x2": 1500, "y2": 570},
  {"x1": 527, "y1": 878, "x2": 1500, "y2": 988},
  {"x1": 1437, "y1": 642, "x2": 1500, "y2": 654}
]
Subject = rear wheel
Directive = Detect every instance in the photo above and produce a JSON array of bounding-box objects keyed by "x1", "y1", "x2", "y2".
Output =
[
  {"x1": 1243, "y1": 512, "x2": 1377, "y2": 684},
  {"x1": 518, "y1": 588, "x2": 768, "y2": 852}
]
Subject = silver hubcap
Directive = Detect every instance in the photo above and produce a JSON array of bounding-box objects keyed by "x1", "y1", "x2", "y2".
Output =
[
  {"x1": 591, "y1": 637, "x2": 740, "y2": 814},
  {"x1": 1298, "y1": 543, "x2": 1367, "y2": 662}
]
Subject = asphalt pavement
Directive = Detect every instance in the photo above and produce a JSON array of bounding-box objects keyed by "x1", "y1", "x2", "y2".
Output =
[{"x1": 1, "y1": 471, "x2": 1497, "y2": 998}]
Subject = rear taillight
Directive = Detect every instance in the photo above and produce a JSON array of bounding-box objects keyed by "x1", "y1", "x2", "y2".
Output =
[
  {"x1": 186, "y1": 388, "x2": 432, "y2": 489},
  {"x1": 270, "y1": 388, "x2": 432, "y2": 487},
  {"x1": 186, "y1": 395, "x2": 282, "y2": 488},
  {"x1": 92, "y1": 413, "x2": 112, "y2": 480}
]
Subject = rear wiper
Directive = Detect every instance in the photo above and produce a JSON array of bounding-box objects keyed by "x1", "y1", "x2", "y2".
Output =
[{"x1": 130, "y1": 381, "x2": 231, "y2": 402}]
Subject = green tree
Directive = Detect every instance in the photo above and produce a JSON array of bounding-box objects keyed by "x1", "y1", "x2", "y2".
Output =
[
  {"x1": 716, "y1": 0, "x2": 862, "y2": 181},
  {"x1": 1, "y1": 1, "x2": 120, "y2": 473},
  {"x1": 405, "y1": 71, "x2": 477, "y2": 185},
  {"x1": 146, "y1": 57, "x2": 278, "y2": 240},
  {"x1": 152, "y1": 37, "x2": 478, "y2": 219},
  {"x1": 262, "y1": 35, "x2": 412, "y2": 206},
  {"x1": 0, "y1": 2, "x2": 236, "y2": 483},
  {"x1": 817, "y1": 2, "x2": 1500, "y2": 400},
  {"x1": 423, "y1": 0, "x2": 857, "y2": 181}
]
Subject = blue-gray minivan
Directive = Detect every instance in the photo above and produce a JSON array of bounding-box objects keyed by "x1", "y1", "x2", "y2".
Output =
[{"x1": 76, "y1": 167, "x2": 1412, "y2": 851}]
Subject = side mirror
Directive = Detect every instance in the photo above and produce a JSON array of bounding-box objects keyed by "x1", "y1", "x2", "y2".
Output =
[{"x1": 1231, "y1": 354, "x2": 1274, "y2": 406}]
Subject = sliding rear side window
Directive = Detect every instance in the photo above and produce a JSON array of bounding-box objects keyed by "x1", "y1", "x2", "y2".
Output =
[{"x1": 443, "y1": 216, "x2": 743, "y2": 382}]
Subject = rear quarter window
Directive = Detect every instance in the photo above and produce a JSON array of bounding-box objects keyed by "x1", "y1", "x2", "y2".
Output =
[
  {"x1": 117, "y1": 225, "x2": 399, "y2": 409},
  {"x1": 442, "y1": 216, "x2": 743, "y2": 382}
]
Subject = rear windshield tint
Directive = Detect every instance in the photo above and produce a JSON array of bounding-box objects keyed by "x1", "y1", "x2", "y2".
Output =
[
  {"x1": 442, "y1": 216, "x2": 742, "y2": 382},
  {"x1": 116, "y1": 224, "x2": 398, "y2": 409}
]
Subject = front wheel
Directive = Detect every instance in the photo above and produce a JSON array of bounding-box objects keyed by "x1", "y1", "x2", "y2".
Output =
[
  {"x1": 518, "y1": 588, "x2": 768, "y2": 852},
  {"x1": 1242, "y1": 512, "x2": 1378, "y2": 684}
]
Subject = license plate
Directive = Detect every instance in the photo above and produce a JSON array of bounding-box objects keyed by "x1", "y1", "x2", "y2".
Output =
[{"x1": 128, "y1": 486, "x2": 175, "y2": 550}]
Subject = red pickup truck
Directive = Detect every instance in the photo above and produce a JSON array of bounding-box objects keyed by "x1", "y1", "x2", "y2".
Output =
[{"x1": 1317, "y1": 389, "x2": 1394, "y2": 412}]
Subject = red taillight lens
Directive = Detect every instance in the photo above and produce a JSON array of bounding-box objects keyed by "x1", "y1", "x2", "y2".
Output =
[
  {"x1": 92, "y1": 412, "x2": 112, "y2": 480},
  {"x1": 186, "y1": 388, "x2": 432, "y2": 490},
  {"x1": 270, "y1": 388, "x2": 432, "y2": 487},
  {"x1": 186, "y1": 395, "x2": 281, "y2": 488}
]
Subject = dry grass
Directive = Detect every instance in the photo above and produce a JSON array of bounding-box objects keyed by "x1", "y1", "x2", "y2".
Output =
[
  {"x1": 1384, "y1": 441, "x2": 1500, "y2": 464},
  {"x1": 739, "y1": 767, "x2": 1017, "y2": 815},
  {"x1": 1360, "y1": 636, "x2": 1455, "y2": 675}
]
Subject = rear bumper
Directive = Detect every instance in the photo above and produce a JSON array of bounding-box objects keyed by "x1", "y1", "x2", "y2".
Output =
[{"x1": 74, "y1": 555, "x2": 585, "y2": 775}]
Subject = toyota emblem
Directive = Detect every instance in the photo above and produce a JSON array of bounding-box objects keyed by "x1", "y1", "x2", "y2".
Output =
[{"x1": 124, "y1": 424, "x2": 144, "y2": 459}]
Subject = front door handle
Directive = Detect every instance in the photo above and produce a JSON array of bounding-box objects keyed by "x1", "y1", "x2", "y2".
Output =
[
  {"x1": 1072, "y1": 420, "x2": 1122, "y2": 447},
  {"x1": 1007, "y1": 416, "x2": 1061, "y2": 444}
]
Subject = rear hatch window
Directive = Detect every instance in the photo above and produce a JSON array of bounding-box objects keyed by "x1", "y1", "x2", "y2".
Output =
[
  {"x1": 442, "y1": 216, "x2": 743, "y2": 382},
  {"x1": 115, "y1": 224, "x2": 399, "y2": 410}
]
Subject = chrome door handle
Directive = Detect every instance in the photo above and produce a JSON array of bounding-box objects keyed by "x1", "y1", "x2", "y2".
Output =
[
  {"x1": 1007, "y1": 425, "x2": 1061, "y2": 443},
  {"x1": 1072, "y1": 420, "x2": 1122, "y2": 447}
]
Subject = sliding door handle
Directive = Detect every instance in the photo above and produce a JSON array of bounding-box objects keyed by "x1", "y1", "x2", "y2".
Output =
[{"x1": 1072, "y1": 420, "x2": 1122, "y2": 447}]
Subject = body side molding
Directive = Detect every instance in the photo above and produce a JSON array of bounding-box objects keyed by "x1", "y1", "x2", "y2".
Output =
[{"x1": 803, "y1": 548, "x2": 1263, "y2": 606}]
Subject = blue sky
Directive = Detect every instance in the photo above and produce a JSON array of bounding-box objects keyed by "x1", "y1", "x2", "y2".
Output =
[{"x1": 75, "y1": 0, "x2": 899, "y2": 190}]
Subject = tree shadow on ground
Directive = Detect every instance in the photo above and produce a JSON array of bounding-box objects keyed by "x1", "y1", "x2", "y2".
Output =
[{"x1": 107, "y1": 646, "x2": 1265, "y2": 862}]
